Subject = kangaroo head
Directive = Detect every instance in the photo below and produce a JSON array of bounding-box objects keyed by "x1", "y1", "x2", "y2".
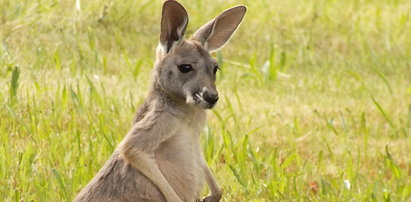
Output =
[{"x1": 153, "y1": 0, "x2": 246, "y2": 109}]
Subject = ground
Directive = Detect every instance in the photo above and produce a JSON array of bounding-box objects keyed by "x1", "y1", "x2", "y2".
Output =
[{"x1": 0, "y1": 0, "x2": 410, "y2": 201}]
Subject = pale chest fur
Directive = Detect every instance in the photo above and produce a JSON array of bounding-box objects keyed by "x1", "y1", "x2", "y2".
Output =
[{"x1": 155, "y1": 110, "x2": 207, "y2": 201}]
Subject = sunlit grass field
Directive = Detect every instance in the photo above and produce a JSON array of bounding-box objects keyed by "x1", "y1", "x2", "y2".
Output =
[{"x1": 1, "y1": 0, "x2": 411, "y2": 201}]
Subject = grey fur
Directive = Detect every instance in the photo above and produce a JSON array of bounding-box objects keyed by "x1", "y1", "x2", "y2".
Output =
[{"x1": 74, "y1": 1, "x2": 246, "y2": 202}]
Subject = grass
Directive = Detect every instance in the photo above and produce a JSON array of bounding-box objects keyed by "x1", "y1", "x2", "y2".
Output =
[{"x1": 1, "y1": 0, "x2": 411, "y2": 201}]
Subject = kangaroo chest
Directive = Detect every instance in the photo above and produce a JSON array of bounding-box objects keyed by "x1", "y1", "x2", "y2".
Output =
[{"x1": 155, "y1": 111, "x2": 207, "y2": 201}]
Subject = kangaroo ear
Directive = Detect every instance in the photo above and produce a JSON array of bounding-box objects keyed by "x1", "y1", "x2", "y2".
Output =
[
  {"x1": 160, "y1": 0, "x2": 189, "y2": 53},
  {"x1": 192, "y1": 6, "x2": 246, "y2": 52}
]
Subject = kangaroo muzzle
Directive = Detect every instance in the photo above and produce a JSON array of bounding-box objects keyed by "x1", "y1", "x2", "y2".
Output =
[
  {"x1": 203, "y1": 91, "x2": 219, "y2": 106},
  {"x1": 184, "y1": 86, "x2": 219, "y2": 109}
]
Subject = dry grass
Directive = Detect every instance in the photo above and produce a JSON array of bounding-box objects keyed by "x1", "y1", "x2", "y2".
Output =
[{"x1": 1, "y1": 0, "x2": 410, "y2": 201}]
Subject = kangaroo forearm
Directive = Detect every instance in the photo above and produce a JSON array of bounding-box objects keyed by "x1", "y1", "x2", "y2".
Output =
[
  {"x1": 120, "y1": 147, "x2": 181, "y2": 202},
  {"x1": 202, "y1": 164, "x2": 221, "y2": 195}
]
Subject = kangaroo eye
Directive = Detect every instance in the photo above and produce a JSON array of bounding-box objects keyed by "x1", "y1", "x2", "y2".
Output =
[
  {"x1": 177, "y1": 64, "x2": 193, "y2": 73},
  {"x1": 213, "y1": 65, "x2": 219, "y2": 75}
]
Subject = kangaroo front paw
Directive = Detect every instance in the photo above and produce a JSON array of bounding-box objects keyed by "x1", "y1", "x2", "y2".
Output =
[{"x1": 203, "y1": 194, "x2": 222, "y2": 202}]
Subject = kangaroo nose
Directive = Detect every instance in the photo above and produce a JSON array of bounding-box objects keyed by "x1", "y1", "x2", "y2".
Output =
[{"x1": 203, "y1": 91, "x2": 219, "y2": 105}]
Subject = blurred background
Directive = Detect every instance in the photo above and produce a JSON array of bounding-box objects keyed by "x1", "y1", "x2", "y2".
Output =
[{"x1": 1, "y1": 0, "x2": 410, "y2": 201}]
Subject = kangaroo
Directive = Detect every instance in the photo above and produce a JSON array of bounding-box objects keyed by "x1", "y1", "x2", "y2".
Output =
[{"x1": 74, "y1": 1, "x2": 246, "y2": 201}]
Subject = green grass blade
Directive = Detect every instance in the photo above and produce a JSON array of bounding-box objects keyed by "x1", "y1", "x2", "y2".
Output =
[
  {"x1": 9, "y1": 66, "x2": 20, "y2": 107},
  {"x1": 371, "y1": 96, "x2": 394, "y2": 128}
]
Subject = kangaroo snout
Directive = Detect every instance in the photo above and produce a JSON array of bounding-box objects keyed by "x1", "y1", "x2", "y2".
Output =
[{"x1": 203, "y1": 91, "x2": 219, "y2": 106}]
